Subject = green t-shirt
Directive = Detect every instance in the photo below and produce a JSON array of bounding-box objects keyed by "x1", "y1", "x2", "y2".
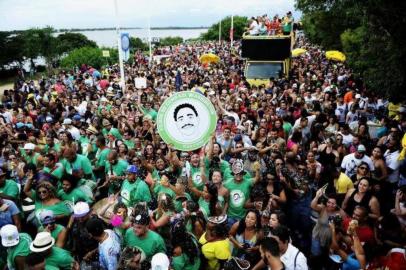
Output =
[
  {"x1": 123, "y1": 229, "x2": 166, "y2": 260},
  {"x1": 204, "y1": 158, "x2": 234, "y2": 183},
  {"x1": 105, "y1": 159, "x2": 129, "y2": 177},
  {"x1": 224, "y1": 177, "x2": 254, "y2": 219},
  {"x1": 174, "y1": 192, "x2": 192, "y2": 213},
  {"x1": 123, "y1": 139, "x2": 135, "y2": 149},
  {"x1": 198, "y1": 197, "x2": 210, "y2": 218},
  {"x1": 39, "y1": 224, "x2": 65, "y2": 242},
  {"x1": 105, "y1": 159, "x2": 129, "y2": 193},
  {"x1": 127, "y1": 179, "x2": 151, "y2": 207},
  {"x1": 141, "y1": 107, "x2": 157, "y2": 121},
  {"x1": 45, "y1": 246, "x2": 74, "y2": 270},
  {"x1": 95, "y1": 148, "x2": 111, "y2": 168},
  {"x1": 33, "y1": 191, "x2": 73, "y2": 219},
  {"x1": 0, "y1": 179, "x2": 19, "y2": 199},
  {"x1": 20, "y1": 149, "x2": 40, "y2": 166},
  {"x1": 6, "y1": 233, "x2": 32, "y2": 270},
  {"x1": 57, "y1": 187, "x2": 93, "y2": 204},
  {"x1": 172, "y1": 237, "x2": 201, "y2": 270},
  {"x1": 78, "y1": 136, "x2": 91, "y2": 156},
  {"x1": 42, "y1": 164, "x2": 64, "y2": 181},
  {"x1": 43, "y1": 143, "x2": 61, "y2": 155},
  {"x1": 61, "y1": 154, "x2": 95, "y2": 180},
  {"x1": 190, "y1": 165, "x2": 204, "y2": 191}
]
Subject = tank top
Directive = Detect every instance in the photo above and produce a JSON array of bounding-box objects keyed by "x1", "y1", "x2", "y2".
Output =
[{"x1": 345, "y1": 190, "x2": 372, "y2": 216}]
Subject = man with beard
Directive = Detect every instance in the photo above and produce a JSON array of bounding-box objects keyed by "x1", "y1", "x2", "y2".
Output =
[{"x1": 20, "y1": 143, "x2": 40, "y2": 166}]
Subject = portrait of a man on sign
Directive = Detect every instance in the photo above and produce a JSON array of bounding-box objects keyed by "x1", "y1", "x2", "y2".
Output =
[
  {"x1": 173, "y1": 103, "x2": 200, "y2": 137},
  {"x1": 157, "y1": 91, "x2": 217, "y2": 151}
]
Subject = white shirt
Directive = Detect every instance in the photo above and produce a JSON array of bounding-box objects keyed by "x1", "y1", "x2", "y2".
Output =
[
  {"x1": 281, "y1": 244, "x2": 308, "y2": 270},
  {"x1": 341, "y1": 153, "x2": 375, "y2": 177},
  {"x1": 67, "y1": 126, "x2": 81, "y2": 141},
  {"x1": 338, "y1": 132, "x2": 354, "y2": 147},
  {"x1": 384, "y1": 150, "x2": 400, "y2": 183},
  {"x1": 1, "y1": 111, "x2": 12, "y2": 124}
]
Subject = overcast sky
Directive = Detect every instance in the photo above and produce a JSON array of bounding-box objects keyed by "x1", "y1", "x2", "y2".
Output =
[{"x1": 0, "y1": 0, "x2": 299, "y2": 31}]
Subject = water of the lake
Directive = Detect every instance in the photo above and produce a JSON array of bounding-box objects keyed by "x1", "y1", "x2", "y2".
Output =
[{"x1": 67, "y1": 28, "x2": 208, "y2": 47}]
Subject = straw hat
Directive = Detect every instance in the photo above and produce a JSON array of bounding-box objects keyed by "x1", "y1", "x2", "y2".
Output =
[{"x1": 30, "y1": 232, "x2": 55, "y2": 252}]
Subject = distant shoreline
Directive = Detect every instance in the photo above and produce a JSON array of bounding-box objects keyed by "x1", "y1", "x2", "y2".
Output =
[{"x1": 57, "y1": 27, "x2": 208, "y2": 32}]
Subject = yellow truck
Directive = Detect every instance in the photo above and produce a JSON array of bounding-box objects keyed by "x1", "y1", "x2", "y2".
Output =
[{"x1": 242, "y1": 33, "x2": 294, "y2": 86}]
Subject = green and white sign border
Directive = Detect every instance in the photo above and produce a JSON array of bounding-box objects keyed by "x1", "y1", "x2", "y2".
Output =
[{"x1": 157, "y1": 91, "x2": 217, "y2": 151}]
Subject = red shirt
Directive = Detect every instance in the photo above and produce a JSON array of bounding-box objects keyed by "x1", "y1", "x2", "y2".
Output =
[{"x1": 343, "y1": 217, "x2": 375, "y2": 244}]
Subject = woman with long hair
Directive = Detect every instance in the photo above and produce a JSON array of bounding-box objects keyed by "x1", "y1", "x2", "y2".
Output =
[
  {"x1": 24, "y1": 173, "x2": 72, "y2": 226},
  {"x1": 229, "y1": 209, "x2": 263, "y2": 265},
  {"x1": 310, "y1": 190, "x2": 346, "y2": 268},
  {"x1": 170, "y1": 220, "x2": 201, "y2": 270},
  {"x1": 150, "y1": 193, "x2": 176, "y2": 242},
  {"x1": 210, "y1": 169, "x2": 229, "y2": 215},
  {"x1": 183, "y1": 200, "x2": 206, "y2": 239},
  {"x1": 342, "y1": 177, "x2": 380, "y2": 220}
]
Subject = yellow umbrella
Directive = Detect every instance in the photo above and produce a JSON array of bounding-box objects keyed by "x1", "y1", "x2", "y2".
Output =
[
  {"x1": 292, "y1": 48, "x2": 307, "y2": 57},
  {"x1": 199, "y1": 53, "x2": 220, "y2": 64},
  {"x1": 326, "y1": 50, "x2": 346, "y2": 62}
]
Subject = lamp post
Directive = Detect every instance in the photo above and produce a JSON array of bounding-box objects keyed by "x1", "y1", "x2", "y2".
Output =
[{"x1": 114, "y1": 0, "x2": 125, "y2": 93}]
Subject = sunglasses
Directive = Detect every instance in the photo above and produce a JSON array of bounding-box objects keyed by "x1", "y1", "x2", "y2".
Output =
[
  {"x1": 275, "y1": 163, "x2": 283, "y2": 166},
  {"x1": 38, "y1": 190, "x2": 48, "y2": 194},
  {"x1": 359, "y1": 167, "x2": 368, "y2": 170}
]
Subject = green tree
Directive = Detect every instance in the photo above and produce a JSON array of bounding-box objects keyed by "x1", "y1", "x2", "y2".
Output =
[
  {"x1": 0, "y1": 32, "x2": 25, "y2": 68},
  {"x1": 56, "y1": 32, "x2": 97, "y2": 55},
  {"x1": 129, "y1": 37, "x2": 148, "y2": 52},
  {"x1": 60, "y1": 47, "x2": 118, "y2": 69},
  {"x1": 158, "y1": 36, "x2": 183, "y2": 46},
  {"x1": 296, "y1": 0, "x2": 406, "y2": 101},
  {"x1": 201, "y1": 16, "x2": 248, "y2": 41}
]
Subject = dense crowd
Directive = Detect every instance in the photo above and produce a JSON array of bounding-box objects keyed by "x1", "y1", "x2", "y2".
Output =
[
  {"x1": 245, "y1": 12, "x2": 295, "y2": 36},
  {"x1": 0, "y1": 26, "x2": 405, "y2": 270}
]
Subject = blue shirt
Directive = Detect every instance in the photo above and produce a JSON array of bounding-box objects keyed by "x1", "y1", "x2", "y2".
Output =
[
  {"x1": 99, "y1": 230, "x2": 121, "y2": 270},
  {"x1": 0, "y1": 199, "x2": 20, "y2": 227}
]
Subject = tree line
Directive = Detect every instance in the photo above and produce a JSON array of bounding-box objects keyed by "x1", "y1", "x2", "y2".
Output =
[
  {"x1": 296, "y1": 0, "x2": 406, "y2": 101},
  {"x1": 0, "y1": 27, "x2": 186, "y2": 76}
]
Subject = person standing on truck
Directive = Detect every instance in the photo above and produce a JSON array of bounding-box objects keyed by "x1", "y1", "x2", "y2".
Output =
[{"x1": 282, "y1": 11, "x2": 294, "y2": 35}]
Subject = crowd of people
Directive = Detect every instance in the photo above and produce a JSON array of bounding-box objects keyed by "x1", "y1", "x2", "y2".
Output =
[
  {"x1": 0, "y1": 23, "x2": 406, "y2": 270},
  {"x1": 245, "y1": 12, "x2": 295, "y2": 36}
]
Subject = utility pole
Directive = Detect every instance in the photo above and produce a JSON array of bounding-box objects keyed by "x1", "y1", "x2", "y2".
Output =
[{"x1": 114, "y1": 0, "x2": 125, "y2": 93}]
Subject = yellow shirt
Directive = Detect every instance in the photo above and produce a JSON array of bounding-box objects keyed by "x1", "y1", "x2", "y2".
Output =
[
  {"x1": 199, "y1": 233, "x2": 231, "y2": 270},
  {"x1": 335, "y1": 172, "x2": 354, "y2": 194}
]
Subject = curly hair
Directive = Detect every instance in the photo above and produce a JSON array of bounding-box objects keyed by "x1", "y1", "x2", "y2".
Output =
[
  {"x1": 36, "y1": 181, "x2": 57, "y2": 199},
  {"x1": 171, "y1": 220, "x2": 199, "y2": 265}
]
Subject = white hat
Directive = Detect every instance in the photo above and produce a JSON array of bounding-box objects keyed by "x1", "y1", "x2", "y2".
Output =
[
  {"x1": 0, "y1": 224, "x2": 19, "y2": 247},
  {"x1": 23, "y1": 143, "x2": 36, "y2": 150},
  {"x1": 151, "y1": 253, "x2": 170, "y2": 270},
  {"x1": 100, "y1": 96, "x2": 108, "y2": 102},
  {"x1": 62, "y1": 119, "x2": 72, "y2": 125},
  {"x1": 355, "y1": 94, "x2": 361, "y2": 99},
  {"x1": 30, "y1": 232, "x2": 55, "y2": 252},
  {"x1": 73, "y1": 201, "x2": 90, "y2": 218}
]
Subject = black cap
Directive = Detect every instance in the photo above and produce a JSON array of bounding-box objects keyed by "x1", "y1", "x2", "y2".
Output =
[{"x1": 132, "y1": 212, "x2": 149, "y2": 226}]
